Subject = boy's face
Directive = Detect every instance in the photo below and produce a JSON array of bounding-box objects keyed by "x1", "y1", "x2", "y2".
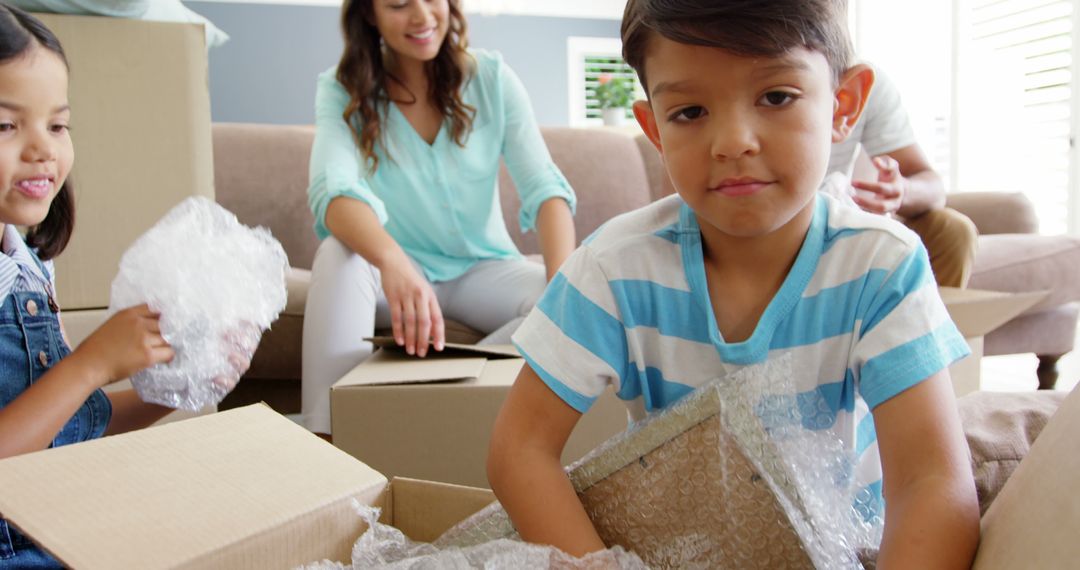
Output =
[{"x1": 635, "y1": 37, "x2": 869, "y2": 242}]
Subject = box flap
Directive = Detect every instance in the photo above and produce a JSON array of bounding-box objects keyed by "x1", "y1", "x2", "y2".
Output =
[
  {"x1": 383, "y1": 477, "x2": 496, "y2": 543},
  {"x1": 0, "y1": 404, "x2": 388, "y2": 569},
  {"x1": 973, "y1": 386, "x2": 1080, "y2": 569},
  {"x1": 367, "y1": 336, "x2": 520, "y2": 358},
  {"x1": 939, "y1": 287, "x2": 1047, "y2": 337},
  {"x1": 332, "y1": 339, "x2": 521, "y2": 388},
  {"x1": 334, "y1": 348, "x2": 489, "y2": 387}
]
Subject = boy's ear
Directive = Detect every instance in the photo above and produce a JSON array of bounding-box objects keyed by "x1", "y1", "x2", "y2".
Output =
[
  {"x1": 633, "y1": 99, "x2": 663, "y2": 155},
  {"x1": 832, "y1": 64, "x2": 875, "y2": 143}
]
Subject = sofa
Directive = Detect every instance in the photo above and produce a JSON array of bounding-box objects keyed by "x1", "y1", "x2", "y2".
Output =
[
  {"x1": 214, "y1": 123, "x2": 655, "y2": 412},
  {"x1": 213, "y1": 122, "x2": 1080, "y2": 412}
]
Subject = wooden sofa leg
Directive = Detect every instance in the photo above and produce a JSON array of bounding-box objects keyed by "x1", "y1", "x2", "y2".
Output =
[{"x1": 1036, "y1": 354, "x2": 1061, "y2": 390}]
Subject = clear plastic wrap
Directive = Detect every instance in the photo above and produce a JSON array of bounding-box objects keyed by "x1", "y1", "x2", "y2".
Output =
[
  {"x1": 107, "y1": 197, "x2": 288, "y2": 411},
  {"x1": 297, "y1": 502, "x2": 648, "y2": 570},
  {"x1": 437, "y1": 355, "x2": 882, "y2": 569}
]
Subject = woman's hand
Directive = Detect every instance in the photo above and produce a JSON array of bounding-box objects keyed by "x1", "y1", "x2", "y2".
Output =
[
  {"x1": 380, "y1": 257, "x2": 445, "y2": 357},
  {"x1": 68, "y1": 304, "x2": 175, "y2": 389}
]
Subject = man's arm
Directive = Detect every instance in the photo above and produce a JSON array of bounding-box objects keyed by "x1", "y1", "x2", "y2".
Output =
[
  {"x1": 853, "y1": 144, "x2": 946, "y2": 218},
  {"x1": 872, "y1": 370, "x2": 980, "y2": 569}
]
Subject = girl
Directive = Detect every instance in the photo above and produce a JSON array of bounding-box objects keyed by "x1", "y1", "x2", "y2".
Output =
[
  {"x1": 302, "y1": 0, "x2": 577, "y2": 436},
  {"x1": 0, "y1": 5, "x2": 229, "y2": 567}
]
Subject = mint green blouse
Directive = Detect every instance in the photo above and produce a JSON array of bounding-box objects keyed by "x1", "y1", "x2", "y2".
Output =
[{"x1": 307, "y1": 50, "x2": 577, "y2": 282}]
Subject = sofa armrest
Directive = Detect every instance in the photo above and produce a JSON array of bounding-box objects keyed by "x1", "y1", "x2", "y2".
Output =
[{"x1": 946, "y1": 192, "x2": 1039, "y2": 235}]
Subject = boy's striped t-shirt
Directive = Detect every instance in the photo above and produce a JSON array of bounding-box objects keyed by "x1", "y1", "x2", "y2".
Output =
[{"x1": 512, "y1": 192, "x2": 969, "y2": 517}]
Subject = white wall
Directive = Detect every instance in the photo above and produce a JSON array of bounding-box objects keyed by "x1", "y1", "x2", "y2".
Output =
[{"x1": 195, "y1": 0, "x2": 626, "y2": 19}]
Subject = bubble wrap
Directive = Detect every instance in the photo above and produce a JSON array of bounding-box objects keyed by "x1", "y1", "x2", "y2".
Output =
[
  {"x1": 437, "y1": 355, "x2": 883, "y2": 569},
  {"x1": 297, "y1": 502, "x2": 648, "y2": 570},
  {"x1": 108, "y1": 197, "x2": 288, "y2": 411}
]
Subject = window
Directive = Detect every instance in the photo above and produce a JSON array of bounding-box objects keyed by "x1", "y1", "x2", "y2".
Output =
[
  {"x1": 856, "y1": 0, "x2": 1078, "y2": 235},
  {"x1": 954, "y1": 0, "x2": 1074, "y2": 234},
  {"x1": 851, "y1": 0, "x2": 953, "y2": 188},
  {"x1": 566, "y1": 37, "x2": 642, "y2": 127}
]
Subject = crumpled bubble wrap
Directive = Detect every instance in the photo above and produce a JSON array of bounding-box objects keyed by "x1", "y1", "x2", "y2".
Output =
[
  {"x1": 437, "y1": 355, "x2": 883, "y2": 569},
  {"x1": 108, "y1": 196, "x2": 288, "y2": 411},
  {"x1": 296, "y1": 502, "x2": 648, "y2": 570}
]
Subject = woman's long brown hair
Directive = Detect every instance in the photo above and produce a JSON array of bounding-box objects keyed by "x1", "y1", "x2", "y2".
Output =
[{"x1": 337, "y1": 0, "x2": 476, "y2": 173}]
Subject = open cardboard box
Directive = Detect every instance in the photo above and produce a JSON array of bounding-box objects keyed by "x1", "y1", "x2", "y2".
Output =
[
  {"x1": 0, "y1": 404, "x2": 495, "y2": 569},
  {"x1": 1, "y1": 393, "x2": 1077, "y2": 568},
  {"x1": 939, "y1": 287, "x2": 1047, "y2": 396},
  {"x1": 330, "y1": 338, "x2": 629, "y2": 488}
]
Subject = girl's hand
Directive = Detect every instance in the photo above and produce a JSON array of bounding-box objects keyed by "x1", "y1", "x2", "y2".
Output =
[
  {"x1": 379, "y1": 257, "x2": 445, "y2": 357},
  {"x1": 211, "y1": 322, "x2": 260, "y2": 391},
  {"x1": 69, "y1": 304, "x2": 174, "y2": 388}
]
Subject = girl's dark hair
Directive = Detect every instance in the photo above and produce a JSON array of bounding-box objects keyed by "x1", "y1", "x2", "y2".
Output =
[
  {"x1": 337, "y1": 0, "x2": 475, "y2": 173},
  {"x1": 0, "y1": 3, "x2": 74, "y2": 261},
  {"x1": 622, "y1": 0, "x2": 853, "y2": 92}
]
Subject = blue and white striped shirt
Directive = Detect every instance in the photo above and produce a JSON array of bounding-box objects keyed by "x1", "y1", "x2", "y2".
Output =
[
  {"x1": 513, "y1": 192, "x2": 969, "y2": 515},
  {"x1": 0, "y1": 224, "x2": 55, "y2": 300}
]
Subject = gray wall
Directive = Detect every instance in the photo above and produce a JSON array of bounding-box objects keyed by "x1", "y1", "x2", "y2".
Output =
[{"x1": 188, "y1": 2, "x2": 620, "y2": 126}]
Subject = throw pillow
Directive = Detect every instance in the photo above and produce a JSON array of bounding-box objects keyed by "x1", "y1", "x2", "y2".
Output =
[
  {"x1": 9, "y1": 1, "x2": 147, "y2": 18},
  {"x1": 9, "y1": 0, "x2": 228, "y2": 49},
  {"x1": 142, "y1": 1, "x2": 229, "y2": 49}
]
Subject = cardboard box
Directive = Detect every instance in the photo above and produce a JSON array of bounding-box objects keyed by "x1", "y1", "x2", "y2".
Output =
[
  {"x1": 331, "y1": 338, "x2": 629, "y2": 488},
  {"x1": 35, "y1": 14, "x2": 214, "y2": 311},
  {"x1": 0, "y1": 397, "x2": 1076, "y2": 568},
  {"x1": 0, "y1": 404, "x2": 494, "y2": 569},
  {"x1": 939, "y1": 287, "x2": 1046, "y2": 396}
]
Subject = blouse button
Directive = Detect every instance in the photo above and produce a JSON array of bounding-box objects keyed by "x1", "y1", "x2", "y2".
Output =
[
  {"x1": 26, "y1": 299, "x2": 38, "y2": 316},
  {"x1": 38, "y1": 351, "x2": 48, "y2": 366}
]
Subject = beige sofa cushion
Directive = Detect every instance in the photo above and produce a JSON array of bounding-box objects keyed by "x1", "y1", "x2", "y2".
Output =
[
  {"x1": 214, "y1": 123, "x2": 318, "y2": 270},
  {"x1": 970, "y1": 234, "x2": 1080, "y2": 312}
]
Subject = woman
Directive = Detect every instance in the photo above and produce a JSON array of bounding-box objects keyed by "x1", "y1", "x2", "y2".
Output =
[{"x1": 301, "y1": 0, "x2": 576, "y2": 436}]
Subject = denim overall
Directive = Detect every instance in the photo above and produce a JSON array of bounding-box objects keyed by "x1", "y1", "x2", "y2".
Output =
[{"x1": 0, "y1": 259, "x2": 112, "y2": 568}]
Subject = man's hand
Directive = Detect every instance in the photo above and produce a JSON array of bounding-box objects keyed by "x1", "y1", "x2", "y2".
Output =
[{"x1": 852, "y1": 155, "x2": 906, "y2": 216}]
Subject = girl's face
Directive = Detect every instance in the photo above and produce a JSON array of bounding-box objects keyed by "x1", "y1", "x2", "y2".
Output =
[
  {"x1": 372, "y1": 0, "x2": 450, "y2": 67},
  {"x1": 0, "y1": 44, "x2": 72, "y2": 228}
]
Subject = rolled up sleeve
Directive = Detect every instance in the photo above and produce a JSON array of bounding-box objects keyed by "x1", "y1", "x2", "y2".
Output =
[
  {"x1": 308, "y1": 69, "x2": 388, "y2": 240},
  {"x1": 496, "y1": 58, "x2": 576, "y2": 233}
]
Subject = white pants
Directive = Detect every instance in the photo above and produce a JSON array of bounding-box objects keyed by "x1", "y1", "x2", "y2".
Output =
[{"x1": 301, "y1": 237, "x2": 547, "y2": 433}]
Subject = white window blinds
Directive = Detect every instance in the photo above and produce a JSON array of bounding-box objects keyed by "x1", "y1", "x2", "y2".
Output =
[{"x1": 957, "y1": 0, "x2": 1074, "y2": 233}]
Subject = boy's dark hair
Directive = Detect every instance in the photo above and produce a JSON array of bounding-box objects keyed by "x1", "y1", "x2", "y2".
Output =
[
  {"x1": 0, "y1": 2, "x2": 74, "y2": 261},
  {"x1": 622, "y1": 0, "x2": 853, "y2": 92}
]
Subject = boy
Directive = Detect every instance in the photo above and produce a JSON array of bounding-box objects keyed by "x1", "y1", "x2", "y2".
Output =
[{"x1": 486, "y1": 0, "x2": 980, "y2": 567}]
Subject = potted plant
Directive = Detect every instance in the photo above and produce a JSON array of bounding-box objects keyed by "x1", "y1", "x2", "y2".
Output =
[{"x1": 595, "y1": 73, "x2": 633, "y2": 126}]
